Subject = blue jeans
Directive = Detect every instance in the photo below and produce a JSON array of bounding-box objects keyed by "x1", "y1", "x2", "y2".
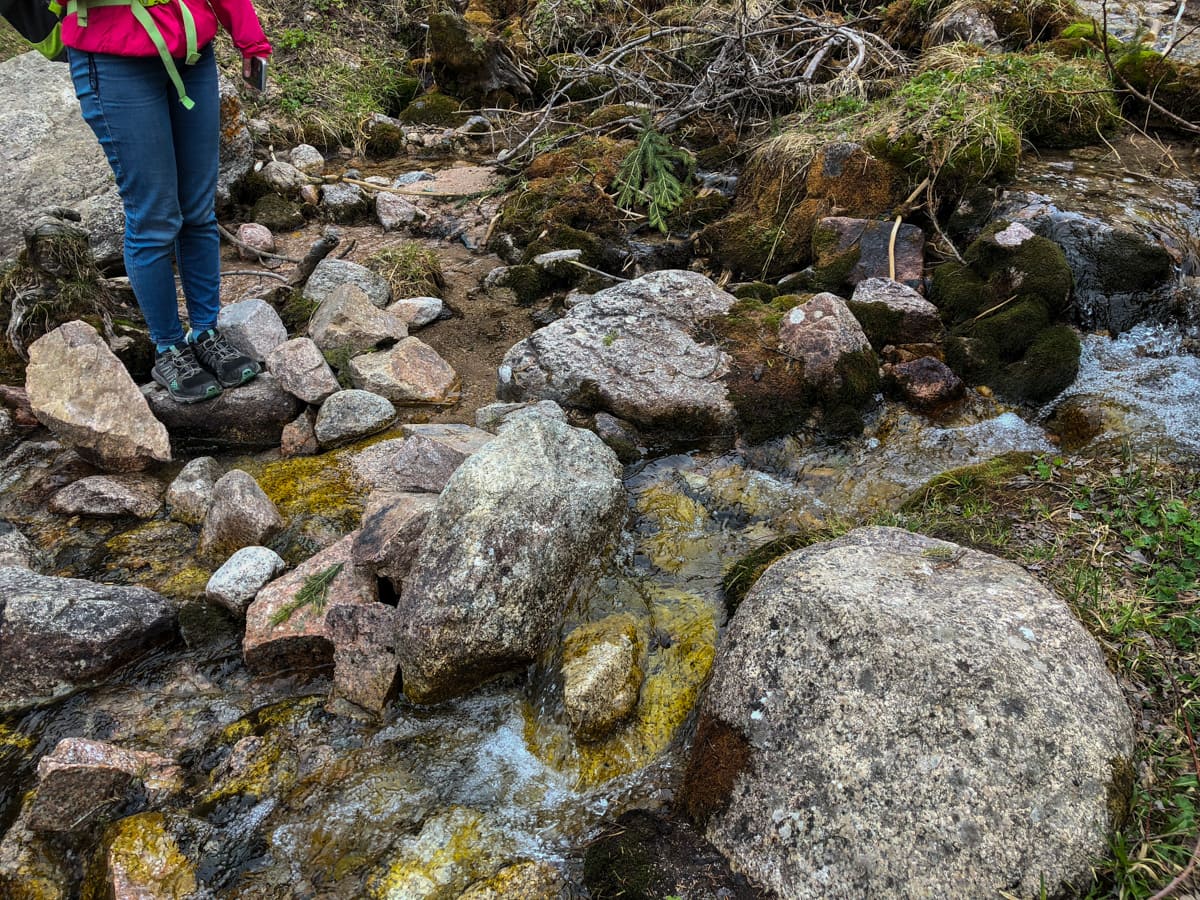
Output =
[{"x1": 69, "y1": 43, "x2": 221, "y2": 348}]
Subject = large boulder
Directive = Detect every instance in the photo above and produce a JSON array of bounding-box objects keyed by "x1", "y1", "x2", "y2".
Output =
[
  {"x1": 498, "y1": 270, "x2": 737, "y2": 438},
  {"x1": 0, "y1": 566, "x2": 176, "y2": 711},
  {"x1": 394, "y1": 412, "x2": 626, "y2": 703},
  {"x1": 25, "y1": 321, "x2": 171, "y2": 471},
  {"x1": 683, "y1": 526, "x2": 1134, "y2": 899},
  {"x1": 143, "y1": 373, "x2": 305, "y2": 452}
]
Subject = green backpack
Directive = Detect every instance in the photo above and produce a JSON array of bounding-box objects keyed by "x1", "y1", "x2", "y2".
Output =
[{"x1": 1, "y1": 0, "x2": 200, "y2": 108}]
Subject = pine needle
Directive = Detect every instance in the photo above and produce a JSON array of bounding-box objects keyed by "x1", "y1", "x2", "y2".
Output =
[
  {"x1": 269, "y1": 563, "x2": 344, "y2": 627},
  {"x1": 614, "y1": 124, "x2": 694, "y2": 233}
]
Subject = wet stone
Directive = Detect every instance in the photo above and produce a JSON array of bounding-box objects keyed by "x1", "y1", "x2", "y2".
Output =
[
  {"x1": 243, "y1": 533, "x2": 378, "y2": 675},
  {"x1": 216, "y1": 298, "x2": 289, "y2": 363},
  {"x1": 266, "y1": 337, "x2": 341, "y2": 404},
  {"x1": 459, "y1": 860, "x2": 567, "y2": 899},
  {"x1": 314, "y1": 389, "x2": 397, "y2": 449},
  {"x1": 309, "y1": 282, "x2": 409, "y2": 355},
  {"x1": 303, "y1": 258, "x2": 392, "y2": 309},
  {"x1": 562, "y1": 616, "x2": 643, "y2": 742},
  {"x1": 592, "y1": 411, "x2": 642, "y2": 463},
  {"x1": 49, "y1": 473, "x2": 163, "y2": 519},
  {"x1": 30, "y1": 738, "x2": 182, "y2": 833},
  {"x1": 92, "y1": 812, "x2": 198, "y2": 900},
  {"x1": 165, "y1": 456, "x2": 221, "y2": 525},
  {"x1": 327, "y1": 601, "x2": 401, "y2": 715},
  {"x1": 206, "y1": 546, "x2": 287, "y2": 617},
  {"x1": 389, "y1": 423, "x2": 494, "y2": 493},
  {"x1": 813, "y1": 217, "x2": 925, "y2": 291},
  {"x1": 197, "y1": 470, "x2": 284, "y2": 563},
  {"x1": 348, "y1": 337, "x2": 460, "y2": 404},
  {"x1": 0, "y1": 521, "x2": 37, "y2": 569},
  {"x1": 352, "y1": 490, "x2": 437, "y2": 583},
  {"x1": 883, "y1": 357, "x2": 966, "y2": 409}
]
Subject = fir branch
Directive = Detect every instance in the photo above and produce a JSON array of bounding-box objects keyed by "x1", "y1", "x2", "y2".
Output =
[
  {"x1": 614, "y1": 125, "x2": 694, "y2": 233},
  {"x1": 269, "y1": 563, "x2": 344, "y2": 627}
]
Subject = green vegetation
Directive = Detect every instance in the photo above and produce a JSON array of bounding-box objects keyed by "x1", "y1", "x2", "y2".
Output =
[
  {"x1": 613, "y1": 125, "x2": 694, "y2": 233},
  {"x1": 269, "y1": 562, "x2": 345, "y2": 626},
  {"x1": 365, "y1": 243, "x2": 445, "y2": 299}
]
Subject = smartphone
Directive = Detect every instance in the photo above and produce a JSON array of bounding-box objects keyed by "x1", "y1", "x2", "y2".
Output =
[{"x1": 246, "y1": 56, "x2": 267, "y2": 92}]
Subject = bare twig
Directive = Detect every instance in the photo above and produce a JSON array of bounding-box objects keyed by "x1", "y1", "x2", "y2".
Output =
[
  {"x1": 216, "y1": 223, "x2": 301, "y2": 264},
  {"x1": 220, "y1": 269, "x2": 290, "y2": 282}
]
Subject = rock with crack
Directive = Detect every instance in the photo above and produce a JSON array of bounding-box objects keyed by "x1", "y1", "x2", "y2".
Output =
[
  {"x1": 388, "y1": 423, "x2": 494, "y2": 493},
  {"x1": 352, "y1": 490, "x2": 438, "y2": 584},
  {"x1": 309, "y1": 283, "x2": 409, "y2": 356},
  {"x1": 348, "y1": 338, "x2": 460, "y2": 404},
  {"x1": 394, "y1": 411, "x2": 625, "y2": 703},
  {"x1": 267, "y1": 337, "x2": 341, "y2": 404},
  {"x1": 206, "y1": 546, "x2": 287, "y2": 617},
  {"x1": 681, "y1": 526, "x2": 1135, "y2": 899}
]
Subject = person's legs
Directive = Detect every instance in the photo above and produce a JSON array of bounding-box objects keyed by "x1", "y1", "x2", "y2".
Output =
[
  {"x1": 68, "y1": 49, "x2": 188, "y2": 349},
  {"x1": 169, "y1": 43, "x2": 221, "y2": 333}
]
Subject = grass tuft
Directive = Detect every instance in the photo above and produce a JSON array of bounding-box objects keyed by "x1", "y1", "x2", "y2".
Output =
[{"x1": 364, "y1": 243, "x2": 445, "y2": 300}]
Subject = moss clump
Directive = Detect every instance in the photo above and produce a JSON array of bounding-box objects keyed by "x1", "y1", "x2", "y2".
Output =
[
  {"x1": 279, "y1": 289, "x2": 319, "y2": 334},
  {"x1": 809, "y1": 221, "x2": 863, "y2": 294},
  {"x1": 664, "y1": 191, "x2": 733, "y2": 232},
  {"x1": 847, "y1": 299, "x2": 905, "y2": 351},
  {"x1": 933, "y1": 222, "x2": 1078, "y2": 403},
  {"x1": 721, "y1": 531, "x2": 820, "y2": 613},
  {"x1": 251, "y1": 194, "x2": 306, "y2": 232},
  {"x1": 730, "y1": 282, "x2": 778, "y2": 302},
  {"x1": 365, "y1": 122, "x2": 405, "y2": 160},
  {"x1": 581, "y1": 103, "x2": 642, "y2": 130},
  {"x1": 636, "y1": 485, "x2": 713, "y2": 575},
  {"x1": 533, "y1": 53, "x2": 616, "y2": 101},
  {"x1": 365, "y1": 244, "x2": 445, "y2": 299},
  {"x1": 883, "y1": 0, "x2": 1078, "y2": 50},
  {"x1": 1114, "y1": 48, "x2": 1200, "y2": 123},
  {"x1": 397, "y1": 92, "x2": 469, "y2": 127},
  {"x1": 491, "y1": 264, "x2": 547, "y2": 305}
]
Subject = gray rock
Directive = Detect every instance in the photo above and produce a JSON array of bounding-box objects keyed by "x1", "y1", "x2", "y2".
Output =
[
  {"x1": 352, "y1": 490, "x2": 438, "y2": 583},
  {"x1": 562, "y1": 615, "x2": 643, "y2": 742},
  {"x1": 25, "y1": 321, "x2": 171, "y2": 472},
  {"x1": 314, "y1": 390, "x2": 396, "y2": 448},
  {"x1": 197, "y1": 470, "x2": 284, "y2": 562},
  {"x1": 289, "y1": 143, "x2": 325, "y2": 175},
  {"x1": 592, "y1": 411, "x2": 642, "y2": 462},
  {"x1": 498, "y1": 270, "x2": 736, "y2": 436},
  {"x1": 388, "y1": 423, "x2": 494, "y2": 493},
  {"x1": 849, "y1": 277, "x2": 944, "y2": 345},
  {"x1": 320, "y1": 182, "x2": 371, "y2": 224},
  {"x1": 348, "y1": 338, "x2": 459, "y2": 404},
  {"x1": 926, "y1": 1, "x2": 1000, "y2": 47},
  {"x1": 76, "y1": 185, "x2": 125, "y2": 272},
  {"x1": 386, "y1": 296, "x2": 443, "y2": 329},
  {"x1": 376, "y1": 193, "x2": 426, "y2": 233},
  {"x1": 474, "y1": 400, "x2": 566, "y2": 433},
  {"x1": 243, "y1": 533, "x2": 378, "y2": 675},
  {"x1": 346, "y1": 438, "x2": 406, "y2": 492},
  {"x1": 205, "y1": 546, "x2": 287, "y2": 617},
  {"x1": 260, "y1": 160, "x2": 309, "y2": 194},
  {"x1": 215, "y1": 298, "x2": 289, "y2": 362},
  {"x1": 0, "y1": 566, "x2": 176, "y2": 711},
  {"x1": 0, "y1": 52, "x2": 114, "y2": 260},
  {"x1": 303, "y1": 258, "x2": 392, "y2": 309},
  {"x1": 813, "y1": 217, "x2": 925, "y2": 291},
  {"x1": 777, "y1": 293, "x2": 873, "y2": 389},
  {"x1": 327, "y1": 602, "x2": 401, "y2": 715},
  {"x1": 29, "y1": 738, "x2": 182, "y2": 834},
  {"x1": 216, "y1": 74, "x2": 254, "y2": 210},
  {"x1": 309, "y1": 283, "x2": 409, "y2": 355},
  {"x1": 0, "y1": 522, "x2": 37, "y2": 570},
  {"x1": 685, "y1": 526, "x2": 1134, "y2": 899},
  {"x1": 165, "y1": 456, "x2": 221, "y2": 525},
  {"x1": 456, "y1": 114, "x2": 492, "y2": 135},
  {"x1": 394, "y1": 171, "x2": 435, "y2": 186},
  {"x1": 49, "y1": 474, "x2": 163, "y2": 519},
  {"x1": 395, "y1": 415, "x2": 625, "y2": 703},
  {"x1": 266, "y1": 337, "x2": 341, "y2": 404},
  {"x1": 143, "y1": 373, "x2": 305, "y2": 452}
]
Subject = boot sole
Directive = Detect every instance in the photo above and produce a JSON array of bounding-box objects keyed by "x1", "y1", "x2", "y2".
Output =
[
  {"x1": 152, "y1": 370, "x2": 223, "y2": 404},
  {"x1": 211, "y1": 365, "x2": 261, "y2": 389}
]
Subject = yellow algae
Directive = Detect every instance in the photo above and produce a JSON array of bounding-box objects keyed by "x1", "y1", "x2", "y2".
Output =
[
  {"x1": 370, "y1": 807, "x2": 509, "y2": 900},
  {"x1": 526, "y1": 587, "x2": 718, "y2": 787},
  {"x1": 201, "y1": 734, "x2": 295, "y2": 806},
  {"x1": 84, "y1": 813, "x2": 196, "y2": 900},
  {"x1": 0, "y1": 722, "x2": 34, "y2": 753},
  {"x1": 635, "y1": 483, "x2": 716, "y2": 575},
  {"x1": 459, "y1": 860, "x2": 566, "y2": 899},
  {"x1": 240, "y1": 451, "x2": 365, "y2": 529}
]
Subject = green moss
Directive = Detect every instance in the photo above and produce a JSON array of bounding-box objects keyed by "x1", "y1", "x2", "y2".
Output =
[
  {"x1": 722, "y1": 531, "x2": 820, "y2": 613},
  {"x1": 239, "y1": 449, "x2": 366, "y2": 535},
  {"x1": 968, "y1": 298, "x2": 1051, "y2": 361},
  {"x1": 398, "y1": 91, "x2": 468, "y2": 127},
  {"x1": 996, "y1": 323, "x2": 1080, "y2": 402},
  {"x1": 280, "y1": 289, "x2": 319, "y2": 334},
  {"x1": 492, "y1": 264, "x2": 546, "y2": 305},
  {"x1": 664, "y1": 191, "x2": 733, "y2": 232},
  {"x1": 847, "y1": 299, "x2": 905, "y2": 351},
  {"x1": 931, "y1": 260, "x2": 989, "y2": 321},
  {"x1": 965, "y1": 222, "x2": 1074, "y2": 317},
  {"x1": 809, "y1": 223, "x2": 862, "y2": 294},
  {"x1": 1114, "y1": 48, "x2": 1200, "y2": 123},
  {"x1": 730, "y1": 282, "x2": 778, "y2": 302},
  {"x1": 251, "y1": 194, "x2": 306, "y2": 232},
  {"x1": 365, "y1": 122, "x2": 405, "y2": 160}
]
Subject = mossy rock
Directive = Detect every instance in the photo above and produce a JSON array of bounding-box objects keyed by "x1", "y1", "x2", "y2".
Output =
[
  {"x1": 251, "y1": 194, "x2": 306, "y2": 232},
  {"x1": 663, "y1": 191, "x2": 733, "y2": 232},
  {"x1": 581, "y1": 103, "x2": 642, "y2": 130},
  {"x1": 490, "y1": 264, "x2": 547, "y2": 305},
  {"x1": 82, "y1": 813, "x2": 197, "y2": 900},
  {"x1": 809, "y1": 221, "x2": 864, "y2": 294},
  {"x1": 533, "y1": 53, "x2": 616, "y2": 101},
  {"x1": 964, "y1": 222, "x2": 1073, "y2": 317},
  {"x1": 730, "y1": 282, "x2": 778, "y2": 302},
  {"x1": 524, "y1": 136, "x2": 630, "y2": 185},
  {"x1": 493, "y1": 176, "x2": 627, "y2": 269},
  {"x1": 365, "y1": 122, "x2": 405, "y2": 159},
  {"x1": 398, "y1": 92, "x2": 468, "y2": 127},
  {"x1": 994, "y1": 323, "x2": 1081, "y2": 402},
  {"x1": 846, "y1": 299, "x2": 906, "y2": 351},
  {"x1": 1114, "y1": 48, "x2": 1200, "y2": 122}
]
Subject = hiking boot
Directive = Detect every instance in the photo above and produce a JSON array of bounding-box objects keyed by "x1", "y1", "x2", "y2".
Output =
[
  {"x1": 191, "y1": 327, "x2": 261, "y2": 388},
  {"x1": 152, "y1": 344, "x2": 222, "y2": 403}
]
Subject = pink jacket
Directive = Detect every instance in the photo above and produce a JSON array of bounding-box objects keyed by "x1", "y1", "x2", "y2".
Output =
[{"x1": 61, "y1": 0, "x2": 272, "y2": 59}]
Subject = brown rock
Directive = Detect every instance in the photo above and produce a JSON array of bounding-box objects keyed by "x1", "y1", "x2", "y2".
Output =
[
  {"x1": 849, "y1": 277, "x2": 944, "y2": 346},
  {"x1": 308, "y1": 283, "x2": 408, "y2": 355},
  {"x1": 348, "y1": 337, "x2": 460, "y2": 404},
  {"x1": 280, "y1": 408, "x2": 320, "y2": 457},
  {"x1": 197, "y1": 470, "x2": 283, "y2": 562},
  {"x1": 266, "y1": 337, "x2": 341, "y2": 404},
  {"x1": 243, "y1": 533, "x2": 378, "y2": 675},
  {"x1": 94, "y1": 812, "x2": 197, "y2": 900},
  {"x1": 25, "y1": 321, "x2": 170, "y2": 471},
  {"x1": 352, "y1": 490, "x2": 437, "y2": 583},
  {"x1": 777, "y1": 293, "x2": 872, "y2": 388},
  {"x1": 30, "y1": 738, "x2": 182, "y2": 833},
  {"x1": 883, "y1": 357, "x2": 965, "y2": 409},
  {"x1": 326, "y1": 602, "x2": 401, "y2": 714},
  {"x1": 813, "y1": 217, "x2": 925, "y2": 292},
  {"x1": 389, "y1": 423, "x2": 494, "y2": 492}
]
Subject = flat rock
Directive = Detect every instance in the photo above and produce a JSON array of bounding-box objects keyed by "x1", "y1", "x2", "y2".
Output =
[
  {"x1": 266, "y1": 337, "x2": 341, "y2": 404},
  {"x1": 348, "y1": 337, "x2": 459, "y2": 404},
  {"x1": 777, "y1": 293, "x2": 872, "y2": 389},
  {"x1": 216, "y1": 298, "x2": 289, "y2": 362},
  {"x1": 303, "y1": 258, "x2": 392, "y2": 309},
  {"x1": 26, "y1": 321, "x2": 171, "y2": 472},
  {"x1": 314, "y1": 389, "x2": 396, "y2": 448},
  {"x1": 395, "y1": 413, "x2": 625, "y2": 703},
  {"x1": 388, "y1": 423, "x2": 494, "y2": 493},
  {"x1": 206, "y1": 546, "x2": 287, "y2": 617},
  {"x1": 684, "y1": 526, "x2": 1135, "y2": 899},
  {"x1": 309, "y1": 283, "x2": 409, "y2": 355},
  {"x1": 0, "y1": 566, "x2": 176, "y2": 711},
  {"x1": 497, "y1": 270, "x2": 736, "y2": 437},
  {"x1": 143, "y1": 373, "x2": 305, "y2": 452},
  {"x1": 849, "y1": 277, "x2": 944, "y2": 346},
  {"x1": 165, "y1": 456, "x2": 221, "y2": 525},
  {"x1": 197, "y1": 470, "x2": 284, "y2": 562},
  {"x1": 352, "y1": 490, "x2": 438, "y2": 583},
  {"x1": 49, "y1": 474, "x2": 163, "y2": 519},
  {"x1": 327, "y1": 602, "x2": 401, "y2": 714},
  {"x1": 243, "y1": 533, "x2": 378, "y2": 675},
  {"x1": 386, "y1": 296, "x2": 443, "y2": 329},
  {"x1": 30, "y1": 738, "x2": 183, "y2": 833},
  {"x1": 474, "y1": 400, "x2": 566, "y2": 433}
]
